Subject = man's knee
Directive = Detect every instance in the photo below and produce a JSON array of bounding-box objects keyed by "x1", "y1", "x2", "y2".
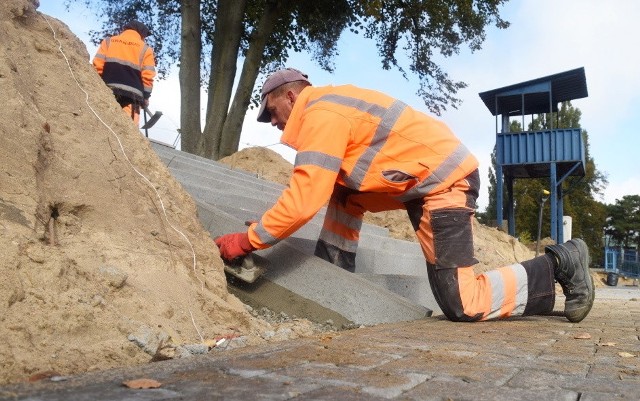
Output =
[{"x1": 427, "y1": 264, "x2": 483, "y2": 322}]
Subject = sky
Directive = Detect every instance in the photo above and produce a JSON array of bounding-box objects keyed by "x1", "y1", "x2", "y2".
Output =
[{"x1": 39, "y1": 1, "x2": 640, "y2": 211}]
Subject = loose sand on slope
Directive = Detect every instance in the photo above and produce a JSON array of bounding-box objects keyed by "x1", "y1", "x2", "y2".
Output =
[{"x1": 0, "y1": 0, "x2": 316, "y2": 385}]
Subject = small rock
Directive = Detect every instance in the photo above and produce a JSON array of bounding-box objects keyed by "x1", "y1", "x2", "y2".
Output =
[
  {"x1": 262, "y1": 330, "x2": 275, "y2": 340},
  {"x1": 91, "y1": 294, "x2": 105, "y2": 307},
  {"x1": 99, "y1": 265, "x2": 128, "y2": 289},
  {"x1": 26, "y1": 246, "x2": 46, "y2": 263},
  {"x1": 213, "y1": 336, "x2": 248, "y2": 351},
  {"x1": 182, "y1": 343, "x2": 208, "y2": 355}
]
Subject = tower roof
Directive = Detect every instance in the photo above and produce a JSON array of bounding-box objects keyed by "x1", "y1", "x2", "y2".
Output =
[{"x1": 478, "y1": 67, "x2": 588, "y2": 116}]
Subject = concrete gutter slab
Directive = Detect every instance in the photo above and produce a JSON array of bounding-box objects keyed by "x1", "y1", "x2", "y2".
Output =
[
  {"x1": 151, "y1": 143, "x2": 436, "y2": 323},
  {"x1": 196, "y1": 201, "x2": 431, "y2": 326}
]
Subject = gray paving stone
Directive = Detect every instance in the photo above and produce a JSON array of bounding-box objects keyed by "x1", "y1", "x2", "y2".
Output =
[{"x1": 1, "y1": 297, "x2": 639, "y2": 400}]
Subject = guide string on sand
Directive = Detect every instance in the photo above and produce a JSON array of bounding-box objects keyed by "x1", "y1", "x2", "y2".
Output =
[{"x1": 43, "y1": 15, "x2": 205, "y2": 342}]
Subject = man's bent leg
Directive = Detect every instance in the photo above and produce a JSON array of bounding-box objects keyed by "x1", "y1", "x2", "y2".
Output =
[
  {"x1": 426, "y1": 255, "x2": 555, "y2": 322},
  {"x1": 315, "y1": 186, "x2": 364, "y2": 272},
  {"x1": 409, "y1": 171, "x2": 555, "y2": 321},
  {"x1": 315, "y1": 186, "x2": 405, "y2": 272}
]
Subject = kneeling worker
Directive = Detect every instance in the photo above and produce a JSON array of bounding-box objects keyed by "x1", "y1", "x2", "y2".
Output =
[{"x1": 215, "y1": 68, "x2": 594, "y2": 323}]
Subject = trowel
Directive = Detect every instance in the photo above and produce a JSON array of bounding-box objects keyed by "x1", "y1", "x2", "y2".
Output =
[{"x1": 223, "y1": 254, "x2": 266, "y2": 284}]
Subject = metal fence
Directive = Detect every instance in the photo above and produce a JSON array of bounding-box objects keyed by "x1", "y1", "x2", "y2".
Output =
[{"x1": 605, "y1": 247, "x2": 640, "y2": 278}]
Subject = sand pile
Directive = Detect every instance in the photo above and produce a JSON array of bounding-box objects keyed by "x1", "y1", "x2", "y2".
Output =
[{"x1": 0, "y1": 1, "x2": 317, "y2": 385}]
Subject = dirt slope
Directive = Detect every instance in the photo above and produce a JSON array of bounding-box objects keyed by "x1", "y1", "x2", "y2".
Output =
[{"x1": 0, "y1": 1, "x2": 317, "y2": 385}]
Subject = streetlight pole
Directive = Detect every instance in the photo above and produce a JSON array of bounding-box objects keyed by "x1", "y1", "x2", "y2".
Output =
[{"x1": 536, "y1": 190, "x2": 550, "y2": 256}]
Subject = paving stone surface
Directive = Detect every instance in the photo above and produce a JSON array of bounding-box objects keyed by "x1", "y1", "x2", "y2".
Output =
[{"x1": 1, "y1": 288, "x2": 638, "y2": 401}]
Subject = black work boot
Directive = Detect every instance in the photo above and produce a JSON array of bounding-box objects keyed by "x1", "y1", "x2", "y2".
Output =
[{"x1": 545, "y1": 239, "x2": 595, "y2": 322}]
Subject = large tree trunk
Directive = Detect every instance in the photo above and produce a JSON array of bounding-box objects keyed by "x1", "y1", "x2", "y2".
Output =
[
  {"x1": 199, "y1": 0, "x2": 247, "y2": 159},
  {"x1": 179, "y1": 0, "x2": 202, "y2": 153},
  {"x1": 218, "y1": 1, "x2": 285, "y2": 159}
]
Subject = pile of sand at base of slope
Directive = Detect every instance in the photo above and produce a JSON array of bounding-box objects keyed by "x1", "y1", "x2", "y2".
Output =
[
  {"x1": 0, "y1": 1, "x2": 320, "y2": 386},
  {"x1": 220, "y1": 146, "x2": 293, "y2": 187},
  {"x1": 220, "y1": 147, "x2": 539, "y2": 273}
]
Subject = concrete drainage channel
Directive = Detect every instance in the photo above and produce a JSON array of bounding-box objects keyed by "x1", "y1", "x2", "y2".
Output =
[{"x1": 151, "y1": 141, "x2": 440, "y2": 325}]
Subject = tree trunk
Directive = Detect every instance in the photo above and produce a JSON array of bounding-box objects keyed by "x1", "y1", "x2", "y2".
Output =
[
  {"x1": 218, "y1": 1, "x2": 284, "y2": 159},
  {"x1": 179, "y1": 0, "x2": 202, "y2": 153},
  {"x1": 199, "y1": 0, "x2": 247, "y2": 159}
]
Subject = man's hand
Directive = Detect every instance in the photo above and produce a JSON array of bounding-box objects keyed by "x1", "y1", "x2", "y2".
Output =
[{"x1": 214, "y1": 232, "x2": 255, "y2": 262}]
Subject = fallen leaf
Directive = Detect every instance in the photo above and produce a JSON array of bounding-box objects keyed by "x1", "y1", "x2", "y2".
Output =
[
  {"x1": 618, "y1": 352, "x2": 636, "y2": 358},
  {"x1": 573, "y1": 332, "x2": 591, "y2": 339},
  {"x1": 123, "y1": 378, "x2": 162, "y2": 389},
  {"x1": 320, "y1": 334, "x2": 333, "y2": 343}
]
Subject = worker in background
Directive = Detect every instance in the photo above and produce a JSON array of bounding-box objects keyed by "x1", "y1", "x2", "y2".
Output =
[
  {"x1": 92, "y1": 20, "x2": 156, "y2": 125},
  {"x1": 215, "y1": 68, "x2": 595, "y2": 324}
]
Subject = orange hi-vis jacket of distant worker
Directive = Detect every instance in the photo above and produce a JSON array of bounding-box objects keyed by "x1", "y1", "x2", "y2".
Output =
[
  {"x1": 92, "y1": 29, "x2": 155, "y2": 103},
  {"x1": 247, "y1": 84, "x2": 479, "y2": 249}
]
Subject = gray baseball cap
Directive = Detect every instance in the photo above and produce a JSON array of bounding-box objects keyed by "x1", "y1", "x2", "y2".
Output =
[{"x1": 257, "y1": 68, "x2": 310, "y2": 123}]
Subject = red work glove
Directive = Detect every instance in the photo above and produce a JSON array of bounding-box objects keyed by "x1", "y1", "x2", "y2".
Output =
[{"x1": 214, "y1": 232, "x2": 255, "y2": 262}]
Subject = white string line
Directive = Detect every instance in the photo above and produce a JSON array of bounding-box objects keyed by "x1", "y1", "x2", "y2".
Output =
[{"x1": 42, "y1": 16, "x2": 206, "y2": 342}]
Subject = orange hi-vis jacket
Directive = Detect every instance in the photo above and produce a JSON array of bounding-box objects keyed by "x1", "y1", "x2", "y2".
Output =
[
  {"x1": 92, "y1": 29, "x2": 155, "y2": 103},
  {"x1": 248, "y1": 84, "x2": 479, "y2": 249}
]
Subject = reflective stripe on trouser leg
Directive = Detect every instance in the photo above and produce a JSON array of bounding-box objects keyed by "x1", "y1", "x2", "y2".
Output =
[
  {"x1": 427, "y1": 263, "x2": 530, "y2": 321},
  {"x1": 426, "y1": 255, "x2": 555, "y2": 321},
  {"x1": 315, "y1": 185, "x2": 407, "y2": 272},
  {"x1": 315, "y1": 185, "x2": 364, "y2": 272}
]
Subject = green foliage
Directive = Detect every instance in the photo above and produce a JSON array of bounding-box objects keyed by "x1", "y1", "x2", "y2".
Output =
[
  {"x1": 353, "y1": 0, "x2": 510, "y2": 115},
  {"x1": 605, "y1": 195, "x2": 640, "y2": 249},
  {"x1": 517, "y1": 230, "x2": 533, "y2": 245},
  {"x1": 67, "y1": 0, "x2": 510, "y2": 115}
]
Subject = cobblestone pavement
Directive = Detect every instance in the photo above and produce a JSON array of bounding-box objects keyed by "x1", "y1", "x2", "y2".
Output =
[{"x1": 1, "y1": 287, "x2": 639, "y2": 401}]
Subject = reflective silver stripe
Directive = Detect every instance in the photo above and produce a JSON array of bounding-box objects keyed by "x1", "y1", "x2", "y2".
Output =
[
  {"x1": 253, "y1": 221, "x2": 279, "y2": 246},
  {"x1": 140, "y1": 44, "x2": 149, "y2": 66},
  {"x1": 346, "y1": 100, "x2": 406, "y2": 189},
  {"x1": 306, "y1": 94, "x2": 407, "y2": 190},
  {"x1": 295, "y1": 151, "x2": 342, "y2": 172},
  {"x1": 511, "y1": 263, "x2": 529, "y2": 316},
  {"x1": 318, "y1": 227, "x2": 358, "y2": 252},
  {"x1": 107, "y1": 83, "x2": 144, "y2": 98},
  {"x1": 396, "y1": 143, "x2": 472, "y2": 202},
  {"x1": 142, "y1": 65, "x2": 156, "y2": 72},
  {"x1": 484, "y1": 264, "x2": 529, "y2": 320},
  {"x1": 325, "y1": 204, "x2": 363, "y2": 232},
  {"x1": 307, "y1": 94, "x2": 388, "y2": 117},
  {"x1": 105, "y1": 57, "x2": 144, "y2": 71},
  {"x1": 94, "y1": 53, "x2": 106, "y2": 60},
  {"x1": 484, "y1": 270, "x2": 505, "y2": 320}
]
